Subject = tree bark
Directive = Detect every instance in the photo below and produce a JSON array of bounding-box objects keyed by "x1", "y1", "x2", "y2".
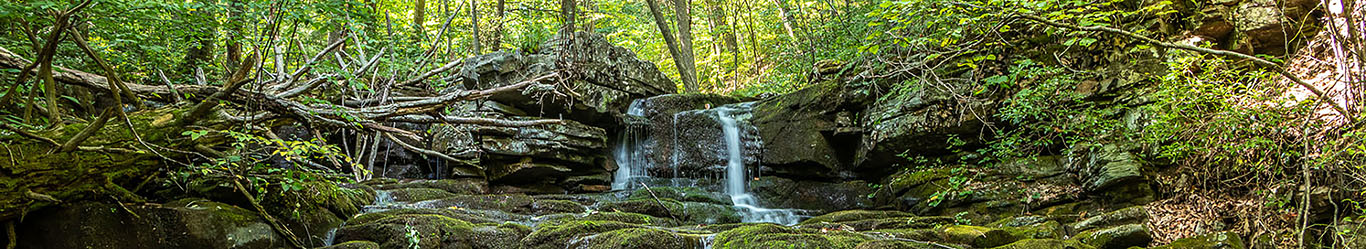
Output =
[
  {"x1": 414, "y1": 0, "x2": 427, "y2": 34},
  {"x1": 491, "y1": 0, "x2": 505, "y2": 50},
  {"x1": 672, "y1": 0, "x2": 698, "y2": 92},
  {"x1": 772, "y1": 0, "x2": 798, "y2": 43},
  {"x1": 645, "y1": 0, "x2": 696, "y2": 92},
  {"x1": 561, "y1": 0, "x2": 577, "y2": 35},
  {"x1": 471, "y1": 0, "x2": 483, "y2": 54}
]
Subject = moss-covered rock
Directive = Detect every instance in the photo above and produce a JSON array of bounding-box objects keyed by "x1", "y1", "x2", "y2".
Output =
[
  {"x1": 852, "y1": 240, "x2": 941, "y2": 249},
  {"x1": 598, "y1": 198, "x2": 741, "y2": 224},
  {"x1": 531, "y1": 199, "x2": 588, "y2": 215},
  {"x1": 536, "y1": 211, "x2": 681, "y2": 227},
  {"x1": 938, "y1": 225, "x2": 1019, "y2": 248},
  {"x1": 374, "y1": 178, "x2": 489, "y2": 195},
  {"x1": 347, "y1": 207, "x2": 528, "y2": 225},
  {"x1": 1072, "y1": 224, "x2": 1151, "y2": 249},
  {"x1": 414, "y1": 194, "x2": 535, "y2": 213},
  {"x1": 17, "y1": 199, "x2": 282, "y2": 249},
  {"x1": 568, "y1": 228, "x2": 701, "y2": 249},
  {"x1": 991, "y1": 239, "x2": 1096, "y2": 249},
  {"x1": 712, "y1": 223, "x2": 869, "y2": 249},
  {"x1": 628, "y1": 186, "x2": 730, "y2": 205},
  {"x1": 802, "y1": 210, "x2": 917, "y2": 224},
  {"x1": 750, "y1": 177, "x2": 876, "y2": 212},
  {"x1": 334, "y1": 213, "x2": 527, "y2": 249},
  {"x1": 519, "y1": 221, "x2": 646, "y2": 249},
  {"x1": 801, "y1": 216, "x2": 957, "y2": 230},
  {"x1": 320, "y1": 240, "x2": 380, "y2": 249},
  {"x1": 1151, "y1": 232, "x2": 1245, "y2": 249},
  {"x1": 386, "y1": 188, "x2": 458, "y2": 202},
  {"x1": 1071, "y1": 206, "x2": 1147, "y2": 232}
]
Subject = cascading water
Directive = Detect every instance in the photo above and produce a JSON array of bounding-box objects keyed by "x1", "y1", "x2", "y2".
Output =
[
  {"x1": 609, "y1": 100, "x2": 800, "y2": 225},
  {"x1": 611, "y1": 100, "x2": 651, "y2": 190},
  {"x1": 715, "y1": 105, "x2": 800, "y2": 225}
]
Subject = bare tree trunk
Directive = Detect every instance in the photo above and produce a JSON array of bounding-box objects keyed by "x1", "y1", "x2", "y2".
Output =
[
  {"x1": 581, "y1": 0, "x2": 596, "y2": 31},
  {"x1": 471, "y1": 0, "x2": 482, "y2": 54},
  {"x1": 645, "y1": 0, "x2": 695, "y2": 92},
  {"x1": 491, "y1": 0, "x2": 505, "y2": 50},
  {"x1": 561, "y1": 0, "x2": 577, "y2": 35},
  {"x1": 414, "y1": 0, "x2": 427, "y2": 34},
  {"x1": 772, "y1": 0, "x2": 798, "y2": 43},
  {"x1": 672, "y1": 0, "x2": 698, "y2": 92}
]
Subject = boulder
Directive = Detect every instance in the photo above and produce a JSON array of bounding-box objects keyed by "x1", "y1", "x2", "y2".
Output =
[
  {"x1": 1072, "y1": 224, "x2": 1152, "y2": 249},
  {"x1": 334, "y1": 214, "x2": 526, "y2": 249},
  {"x1": 1064, "y1": 143, "x2": 1154, "y2": 204},
  {"x1": 566, "y1": 228, "x2": 701, "y2": 249},
  {"x1": 1152, "y1": 232, "x2": 1245, "y2": 249},
  {"x1": 857, "y1": 79, "x2": 995, "y2": 173},
  {"x1": 18, "y1": 199, "x2": 282, "y2": 249},
  {"x1": 751, "y1": 80, "x2": 869, "y2": 180},
  {"x1": 750, "y1": 176, "x2": 875, "y2": 212},
  {"x1": 458, "y1": 32, "x2": 674, "y2": 130},
  {"x1": 712, "y1": 223, "x2": 870, "y2": 249},
  {"x1": 992, "y1": 239, "x2": 1096, "y2": 249}
]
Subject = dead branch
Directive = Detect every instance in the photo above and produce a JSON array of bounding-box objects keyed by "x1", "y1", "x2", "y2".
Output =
[
  {"x1": 182, "y1": 51, "x2": 260, "y2": 126},
  {"x1": 0, "y1": 122, "x2": 59, "y2": 146},
  {"x1": 54, "y1": 107, "x2": 114, "y2": 153},
  {"x1": 399, "y1": 58, "x2": 464, "y2": 86},
  {"x1": 269, "y1": 37, "x2": 347, "y2": 93},
  {"x1": 387, "y1": 115, "x2": 564, "y2": 127}
]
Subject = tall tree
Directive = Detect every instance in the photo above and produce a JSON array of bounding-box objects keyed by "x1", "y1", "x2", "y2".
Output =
[
  {"x1": 491, "y1": 0, "x2": 505, "y2": 50},
  {"x1": 414, "y1": 0, "x2": 427, "y2": 34},
  {"x1": 672, "y1": 0, "x2": 697, "y2": 92},
  {"x1": 471, "y1": 0, "x2": 482, "y2": 54},
  {"x1": 645, "y1": 0, "x2": 697, "y2": 92},
  {"x1": 561, "y1": 0, "x2": 577, "y2": 36}
]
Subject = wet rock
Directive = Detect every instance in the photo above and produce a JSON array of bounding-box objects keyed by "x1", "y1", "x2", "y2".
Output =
[
  {"x1": 536, "y1": 211, "x2": 682, "y2": 227},
  {"x1": 1152, "y1": 232, "x2": 1245, "y2": 249},
  {"x1": 800, "y1": 216, "x2": 957, "y2": 231},
  {"x1": 621, "y1": 94, "x2": 744, "y2": 175},
  {"x1": 668, "y1": 104, "x2": 763, "y2": 178},
  {"x1": 348, "y1": 208, "x2": 527, "y2": 225},
  {"x1": 567, "y1": 228, "x2": 701, "y2": 249},
  {"x1": 385, "y1": 188, "x2": 457, "y2": 202},
  {"x1": 1072, "y1": 224, "x2": 1152, "y2": 249},
  {"x1": 751, "y1": 176, "x2": 875, "y2": 212},
  {"x1": 597, "y1": 198, "x2": 741, "y2": 224},
  {"x1": 18, "y1": 199, "x2": 281, "y2": 249},
  {"x1": 414, "y1": 194, "x2": 536, "y2": 214},
  {"x1": 853, "y1": 240, "x2": 940, "y2": 249},
  {"x1": 627, "y1": 186, "x2": 730, "y2": 205},
  {"x1": 530, "y1": 199, "x2": 588, "y2": 215}
]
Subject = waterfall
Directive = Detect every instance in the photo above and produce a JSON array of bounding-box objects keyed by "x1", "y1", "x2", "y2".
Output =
[
  {"x1": 611, "y1": 100, "x2": 650, "y2": 190},
  {"x1": 715, "y1": 105, "x2": 799, "y2": 225},
  {"x1": 610, "y1": 99, "x2": 801, "y2": 225}
]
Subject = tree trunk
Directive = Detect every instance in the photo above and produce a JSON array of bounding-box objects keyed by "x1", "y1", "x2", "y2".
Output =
[
  {"x1": 582, "y1": 0, "x2": 596, "y2": 31},
  {"x1": 645, "y1": 0, "x2": 695, "y2": 92},
  {"x1": 672, "y1": 0, "x2": 698, "y2": 92},
  {"x1": 560, "y1": 0, "x2": 577, "y2": 35},
  {"x1": 772, "y1": 0, "x2": 798, "y2": 43},
  {"x1": 471, "y1": 0, "x2": 482, "y2": 54},
  {"x1": 491, "y1": 0, "x2": 505, "y2": 50},
  {"x1": 414, "y1": 0, "x2": 427, "y2": 34}
]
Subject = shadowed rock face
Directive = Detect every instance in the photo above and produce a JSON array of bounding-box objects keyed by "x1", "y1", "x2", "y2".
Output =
[{"x1": 18, "y1": 199, "x2": 283, "y2": 249}]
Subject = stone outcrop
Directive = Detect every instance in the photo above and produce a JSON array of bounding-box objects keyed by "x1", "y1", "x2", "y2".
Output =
[{"x1": 18, "y1": 199, "x2": 282, "y2": 249}]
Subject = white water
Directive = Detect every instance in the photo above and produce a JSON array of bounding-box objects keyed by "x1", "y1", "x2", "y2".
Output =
[
  {"x1": 611, "y1": 99, "x2": 650, "y2": 190},
  {"x1": 716, "y1": 106, "x2": 800, "y2": 225}
]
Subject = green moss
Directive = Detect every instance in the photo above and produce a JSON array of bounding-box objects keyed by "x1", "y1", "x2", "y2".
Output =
[
  {"x1": 538, "y1": 211, "x2": 681, "y2": 227},
  {"x1": 571, "y1": 228, "x2": 700, "y2": 249},
  {"x1": 519, "y1": 221, "x2": 645, "y2": 249},
  {"x1": 1071, "y1": 224, "x2": 1151, "y2": 249},
  {"x1": 530, "y1": 199, "x2": 587, "y2": 215},
  {"x1": 712, "y1": 223, "x2": 869, "y2": 249},
  {"x1": 991, "y1": 239, "x2": 1096, "y2": 249},
  {"x1": 348, "y1": 207, "x2": 524, "y2": 225},
  {"x1": 801, "y1": 210, "x2": 917, "y2": 224},
  {"x1": 801, "y1": 216, "x2": 956, "y2": 231},
  {"x1": 386, "y1": 188, "x2": 457, "y2": 202},
  {"x1": 598, "y1": 198, "x2": 740, "y2": 224},
  {"x1": 335, "y1": 214, "x2": 477, "y2": 249},
  {"x1": 628, "y1": 186, "x2": 730, "y2": 205},
  {"x1": 1151, "y1": 232, "x2": 1244, "y2": 249},
  {"x1": 420, "y1": 194, "x2": 535, "y2": 213},
  {"x1": 938, "y1": 225, "x2": 1018, "y2": 248},
  {"x1": 852, "y1": 239, "x2": 941, "y2": 249},
  {"x1": 373, "y1": 178, "x2": 488, "y2": 195}
]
